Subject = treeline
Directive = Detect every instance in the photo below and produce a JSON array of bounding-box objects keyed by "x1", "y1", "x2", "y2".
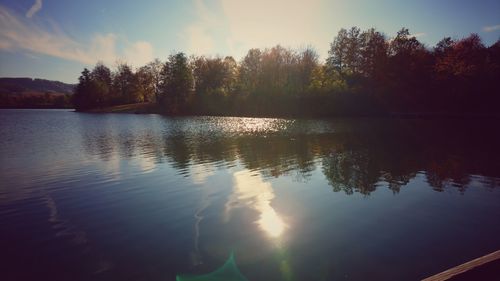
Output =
[
  {"x1": 0, "y1": 92, "x2": 72, "y2": 109},
  {"x1": 74, "y1": 27, "x2": 500, "y2": 116},
  {"x1": 0, "y1": 78, "x2": 75, "y2": 94},
  {"x1": 0, "y1": 78, "x2": 74, "y2": 108}
]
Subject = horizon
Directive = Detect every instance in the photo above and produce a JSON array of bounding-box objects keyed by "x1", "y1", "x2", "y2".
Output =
[{"x1": 1, "y1": 0, "x2": 500, "y2": 83}]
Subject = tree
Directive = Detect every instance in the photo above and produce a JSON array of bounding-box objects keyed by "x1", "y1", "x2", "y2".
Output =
[
  {"x1": 222, "y1": 56, "x2": 238, "y2": 94},
  {"x1": 297, "y1": 47, "x2": 319, "y2": 93},
  {"x1": 112, "y1": 63, "x2": 141, "y2": 104},
  {"x1": 389, "y1": 28, "x2": 424, "y2": 57},
  {"x1": 159, "y1": 52, "x2": 194, "y2": 113},
  {"x1": 143, "y1": 59, "x2": 163, "y2": 102},
  {"x1": 136, "y1": 65, "x2": 156, "y2": 102},
  {"x1": 90, "y1": 62, "x2": 112, "y2": 105},
  {"x1": 73, "y1": 68, "x2": 98, "y2": 110},
  {"x1": 70, "y1": 27, "x2": 499, "y2": 116},
  {"x1": 259, "y1": 45, "x2": 297, "y2": 96},
  {"x1": 345, "y1": 26, "x2": 362, "y2": 74},
  {"x1": 434, "y1": 37, "x2": 455, "y2": 57},
  {"x1": 326, "y1": 28, "x2": 349, "y2": 73},
  {"x1": 239, "y1": 48, "x2": 262, "y2": 95},
  {"x1": 433, "y1": 34, "x2": 491, "y2": 111},
  {"x1": 435, "y1": 34, "x2": 486, "y2": 78},
  {"x1": 359, "y1": 28, "x2": 388, "y2": 78},
  {"x1": 327, "y1": 27, "x2": 363, "y2": 75}
]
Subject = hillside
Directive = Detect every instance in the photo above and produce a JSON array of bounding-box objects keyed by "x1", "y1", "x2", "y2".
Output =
[
  {"x1": 0, "y1": 78, "x2": 75, "y2": 95},
  {"x1": 0, "y1": 78, "x2": 74, "y2": 108}
]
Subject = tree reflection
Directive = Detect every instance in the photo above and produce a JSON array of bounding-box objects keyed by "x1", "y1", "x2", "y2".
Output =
[
  {"x1": 80, "y1": 117, "x2": 500, "y2": 195},
  {"x1": 322, "y1": 149, "x2": 376, "y2": 195}
]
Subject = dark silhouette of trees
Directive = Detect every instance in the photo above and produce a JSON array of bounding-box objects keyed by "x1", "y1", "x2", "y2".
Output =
[
  {"x1": 358, "y1": 28, "x2": 387, "y2": 79},
  {"x1": 327, "y1": 28, "x2": 349, "y2": 73},
  {"x1": 90, "y1": 62, "x2": 112, "y2": 106},
  {"x1": 385, "y1": 28, "x2": 433, "y2": 111},
  {"x1": 73, "y1": 68, "x2": 96, "y2": 110},
  {"x1": 432, "y1": 34, "x2": 500, "y2": 112},
  {"x1": 143, "y1": 59, "x2": 164, "y2": 102},
  {"x1": 239, "y1": 48, "x2": 262, "y2": 96},
  {"x1": 297, "y1": 47, "x2": 319, "y2": 93},
  {"x1": 0, "y1": 78, "x2": 73, "y2": 108},
  {"x1": 159, "y1": 52, "x2": 194, "y2": 114},
  {"x1": 190, "y1": 55, "x2": 238, "y2": 115},
  {"x1": 0, "y1": 92, "x2": 71, "y2": 108},
  {"x1": 72, "y1": 27, "x2": 500, "y2": 116},
  {"x1": 136, "y1": 65, "x2": 156, "y2": 103},
  {"x1": 112, "y1": 63, "x2": 141, "y2": 104}
]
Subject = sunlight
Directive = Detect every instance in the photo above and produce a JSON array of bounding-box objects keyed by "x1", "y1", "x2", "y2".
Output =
[
  {"x1": 258, "y1": 206, "x2": 285, "y2": 238},
  {"x1": 228, "y1": 170, "x2": 287, "y2": 239}
]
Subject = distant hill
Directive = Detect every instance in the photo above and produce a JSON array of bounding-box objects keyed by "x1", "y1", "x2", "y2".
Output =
[
  {"x1": 0, "y1": 78, "x2": 75, "y2": 108},
  {"x1": 0, "y1": 78, "x2": 75, "y2": 95}
]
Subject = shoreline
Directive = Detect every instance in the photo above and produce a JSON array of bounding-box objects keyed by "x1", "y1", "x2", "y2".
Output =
[
  {"x1": 3, "y1": 103, "x2": 499, "y2": 119},
  {"x1": 78, "y1": 103, "x2": 500, "y2": 119}
]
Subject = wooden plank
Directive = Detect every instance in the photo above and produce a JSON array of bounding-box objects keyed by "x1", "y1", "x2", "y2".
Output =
[{"x1": 422, "y1": 250, "x2": 500, "y2": 281}]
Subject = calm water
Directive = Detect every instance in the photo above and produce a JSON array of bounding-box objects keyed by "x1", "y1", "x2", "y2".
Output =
[{"x1": 1, "y1": 109, "x2": 499, "y2": 281}]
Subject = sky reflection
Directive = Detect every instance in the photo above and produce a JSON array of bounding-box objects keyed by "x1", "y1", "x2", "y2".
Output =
[{"x1": 228, "y1": 170, "x2": 286, "y2": 239}]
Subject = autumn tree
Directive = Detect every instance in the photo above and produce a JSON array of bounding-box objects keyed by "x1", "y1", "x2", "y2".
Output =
[
  {"x1": 159, "y1": 52, "x2": 193, "y2": 114},
  {"x1": 359, "y1": 28, "x2": 388, "y2": 79},
  {"x1": 239, "y1": 48, "x2": 262, "y2": 95},
  {"x1": 112, "y1": 63, "x2": 141, "y2": 104},
  {"x1": 141, "y1": 59, "x2": 163, "y2": 102},
  {"x1": 90, "y1": 62, "x2": 112, "y2": 105},
  {"x1": 297, "y1": 47, "x2": 319, "y2": 93},
  {"x1": 326, "y1": 28, "x2": 349, "y2": 73},
  {"x1": 135, "y1": 67, "x2": 153, "y2": 102}
]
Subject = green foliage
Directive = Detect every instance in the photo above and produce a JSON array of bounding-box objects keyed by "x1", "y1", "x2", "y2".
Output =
[
  {"x1": 112, "y1": 63, "x2": 141, "y2": 104},
  {"x1": 72, "y1": 27, "x2": 500, "y2": 115},
  {"x1": 159, "y1": 52, "x2": 194, "y2": 114},
  {"x1": 90, "y1": 62, "x2": 112, "y2": 105}
]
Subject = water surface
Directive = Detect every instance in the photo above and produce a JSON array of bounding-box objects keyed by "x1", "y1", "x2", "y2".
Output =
[{"x1": 1, "y1": 109, "x2": 499, "y2": 281}]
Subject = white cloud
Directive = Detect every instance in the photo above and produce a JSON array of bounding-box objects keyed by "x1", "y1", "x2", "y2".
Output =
[
  {"x1": 220, "y1": 0, "x2": 328, "y2": 58},
  {"x1": 483, "y1": 24, "x2": 500, "y2": 32},
  {"x1": 122, "y1": 41, "x2": 154, "y2": 67},
  {"x1": 88, "y1": 33, "x2": 118, "y2": 64},
  {"x1": 0, "y1": 5, "x2": 154, "y2": 67},
  {"x1": 26, "y1": 0, "x2": 42, "y2": 18},
  {"x1": 186, "y1": 24, "x2": 215, "y2": 55},
  {"x1": 190, "y1": 163, "x2": 215, "y2": 184},
  {"x1": 184, "y1": 0, "x2": 329, "y2": 59},
  {"x1": 184, "y1": 0, "x2": 217, "y2": 55}
]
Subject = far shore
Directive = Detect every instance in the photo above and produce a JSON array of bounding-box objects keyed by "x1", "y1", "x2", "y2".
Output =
[
  {"x1": 81, "y1": 102, "x2": 163, "y2": 114},
  {"x1": 75, "y1": 102, "x2": 500, "y2": 119}
]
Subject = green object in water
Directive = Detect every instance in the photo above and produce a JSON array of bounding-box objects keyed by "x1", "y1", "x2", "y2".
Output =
[{"x1": 176, "y1": 252, "x2": 249, "y2": 281}]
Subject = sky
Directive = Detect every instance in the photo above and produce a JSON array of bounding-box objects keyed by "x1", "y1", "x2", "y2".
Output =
[{"x1": 0, "y1": 0, "x2": 499, "y2": 83}]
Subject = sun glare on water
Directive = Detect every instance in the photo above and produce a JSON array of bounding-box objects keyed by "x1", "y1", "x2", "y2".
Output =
[
  {"x1": 228, "y1": 170, "x2": 287, "y2": 239},
  {"x1": 258, "y1": 206, "x2": 285, "y2": 238}
]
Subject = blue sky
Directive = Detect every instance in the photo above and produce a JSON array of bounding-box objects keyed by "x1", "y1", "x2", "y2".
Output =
[{"x1": 1, "y1": 0, "x2": 499, "y2": 83}]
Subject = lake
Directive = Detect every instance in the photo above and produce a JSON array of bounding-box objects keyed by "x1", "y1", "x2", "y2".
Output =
[{"x1": 1, "y1": 109, "x2": 499, "y2": 281}]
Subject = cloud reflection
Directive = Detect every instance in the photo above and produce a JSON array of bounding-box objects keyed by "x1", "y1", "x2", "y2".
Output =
[
  {"x1": 190, "y1": 163, "x2": 215, "y2": 185},
  {"x1": 227, "y1": 170, "x2": 286, "y2": 238}
]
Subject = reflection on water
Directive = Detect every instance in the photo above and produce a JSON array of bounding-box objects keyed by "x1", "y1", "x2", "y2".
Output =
[
  {"x1": 229, "y1": 170, "x2": 286, "y2": 238},
  {"x1": 1, "y1": 110, "x2": 500, "y2": 281},
  {"x1": 74, "y1": 116, "x2": 500, "y2": 196}
]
